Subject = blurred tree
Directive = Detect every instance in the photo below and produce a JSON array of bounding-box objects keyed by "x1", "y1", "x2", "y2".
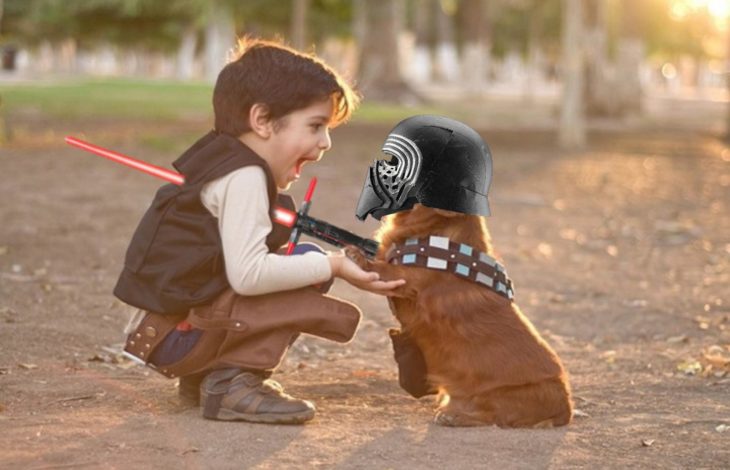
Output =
[
  {"x1": 559, "y1": 0, "x2": 586, "y2": 148},
  {"x1": 1, "y1": 0, "x2": 205, "y2": 77},
  {"x1": 584, "y1": 0, "x2": 614, "y2": 116},
  {"x1": 487, "y1": 0, "x2": 561, "y2": 100},
  {"x1": 727, "y1": 16, "x2": 730, "y2": 143},
  {"x1": 204, "y1": 0, "x2": 235, "y2": 82},
  {"x1": 352, "y1": 0, "x2": 365, "y2": 45},
  {"x1": 356, "y1": 0, "x2": 419, "y2": 102},
  {"x1": 523, "y1": 0, "x2": 560, "y2": 100},
  {"x1": 615, "y1": 0, "x2": 644, "y2": 115},
  {"x1": 458, "y1": 0, "x2": 489, "y2": 92},
  {"x1": 644, "y1": 0, "x2": 718, "y2": 59},
  {"x1": 10, "y1": 0, "x2": 195, "y2": 50},
  {"x1": 490, "y1": 0, "x2": 560, "y2": 59},
  {"x1": 233, "y1": 0, "x2": 350, "y2": 45},
  {"x1": 0, "y1": 0, "x2": 6, "y2": 143},
  {"x1": 409, "y1": 0, "x2": 435, "y2": 83},
  {"x1": 291, "y1": 0, "x2": 309, "y2": 49},
  {"x1": 176, "y1": 21, "x2": 197, "y2": 80},
  {"x1": 434, "y1": 0, "x2": 459, "y2": 82},
  {"x1": 308, "y1": 0, "x2": 352, "y2": 43}
]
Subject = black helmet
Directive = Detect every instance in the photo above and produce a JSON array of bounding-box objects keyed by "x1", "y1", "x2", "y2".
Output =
[{"x1": 355, "y1": 115, "x2": 493, "y2": 220}]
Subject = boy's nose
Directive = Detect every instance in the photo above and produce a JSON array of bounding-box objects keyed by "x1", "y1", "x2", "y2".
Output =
[{"x1": 318, "y1": 129, "x2": 332, "y2": 151}]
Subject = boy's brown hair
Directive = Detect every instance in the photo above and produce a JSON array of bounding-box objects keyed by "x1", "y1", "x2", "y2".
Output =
[{"x1": 213, "y1": 38, "x2": 359, "y2": 137}]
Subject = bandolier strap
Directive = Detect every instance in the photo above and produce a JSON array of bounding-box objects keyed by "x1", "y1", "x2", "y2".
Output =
[{"x1": 385, "y1": 236, "x2": 515, "y2": 301}]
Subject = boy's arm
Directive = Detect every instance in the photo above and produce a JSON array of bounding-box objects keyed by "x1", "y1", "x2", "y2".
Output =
[{"x1": 202, "y1": 166, "x2": 332, "y2": 296}]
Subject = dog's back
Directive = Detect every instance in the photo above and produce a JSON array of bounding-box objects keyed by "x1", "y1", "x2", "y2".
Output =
[{"x1": 374, "y1": 204, "x2": 572, "y2": 427}]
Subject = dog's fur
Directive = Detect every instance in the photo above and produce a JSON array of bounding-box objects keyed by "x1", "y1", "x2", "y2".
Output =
[{"x1": 350, "y1": 204, "x2": 572, "y2": 427}]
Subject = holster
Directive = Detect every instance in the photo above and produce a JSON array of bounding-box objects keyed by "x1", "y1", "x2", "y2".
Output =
[
  {"x1": 389, "y1": 328, "x2": 437, "y2": 398},
  {"x1": 123, "y1": 311, "x2": 184, "y2": 365},
  {"x1": 124, "y1": 287, "x2": 361, "y2": 379}
]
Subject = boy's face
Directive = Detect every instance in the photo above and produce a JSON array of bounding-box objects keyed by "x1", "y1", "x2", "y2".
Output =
[{"x1": 263, "y1": 99, "x2": 333, "y2": 190}]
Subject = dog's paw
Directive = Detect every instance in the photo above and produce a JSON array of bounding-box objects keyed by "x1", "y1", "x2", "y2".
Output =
[
  {"x1": 434, "y1": 409, "x2": 485, "y2": 427},
  {"x1": 344, "y1": 245, "x2": 370, "y2": 270}
]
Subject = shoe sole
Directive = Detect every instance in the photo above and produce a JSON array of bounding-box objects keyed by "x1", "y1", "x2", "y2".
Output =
[{"x1": 208, "y1": 407, "x2": 315, "y2": 424}]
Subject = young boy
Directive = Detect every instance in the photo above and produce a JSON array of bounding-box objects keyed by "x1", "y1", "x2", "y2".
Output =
[{"x1": 117, "y1": 38, "x2": 404, "y2": 424}]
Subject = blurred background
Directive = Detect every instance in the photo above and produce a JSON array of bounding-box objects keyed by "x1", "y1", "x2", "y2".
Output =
[
  {"x1": 1, "y1": 3, "x2": 729, "y2": 466},
  {"x1": 0, "y1": 0, "x2": 728, "y2": 146}
]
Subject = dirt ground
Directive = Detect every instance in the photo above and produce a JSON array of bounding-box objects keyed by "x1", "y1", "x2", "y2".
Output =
[{"x1": 1, "y1": 102, "x2": 729, "y2": 469}]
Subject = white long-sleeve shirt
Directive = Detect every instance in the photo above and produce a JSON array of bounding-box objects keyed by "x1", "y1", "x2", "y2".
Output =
[{"x1": 200, "y1": 166, "x2": 332, "y2": 296}]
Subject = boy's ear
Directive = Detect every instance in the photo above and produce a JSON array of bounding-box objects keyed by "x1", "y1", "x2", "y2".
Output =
[{"x1": 249, "y1": 103, "x2": 274, "y2": 139}]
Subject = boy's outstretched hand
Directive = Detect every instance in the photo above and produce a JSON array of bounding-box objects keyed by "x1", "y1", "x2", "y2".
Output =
[{"x1": 328, "y1": 251, "x2": 405, "y2": 296}]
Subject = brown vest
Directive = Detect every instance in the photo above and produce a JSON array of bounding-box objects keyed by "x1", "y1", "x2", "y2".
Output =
[{"x1": 114, "y1": 131, "x2": 293, "y2": 314}]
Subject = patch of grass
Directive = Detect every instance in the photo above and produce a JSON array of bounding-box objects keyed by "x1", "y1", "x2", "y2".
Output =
[
  {"x1": 0, "y1": 78, "x2": 441, "y2": 125},
  {"x1": 0, "y1": 78, "x2": 212, "y2": 120}
]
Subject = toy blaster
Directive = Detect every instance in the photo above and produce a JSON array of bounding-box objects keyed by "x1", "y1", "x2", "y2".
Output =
[{"x1": 65, "y1": 136, "x2": 380, "y2": 259}]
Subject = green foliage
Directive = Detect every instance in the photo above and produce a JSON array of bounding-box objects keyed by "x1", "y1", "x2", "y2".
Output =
[
  {"x1": 0, "y1": 0, "x2": 721, "y2": 64},
  {"x1": 231, "y1": 0, "x2": 352, "y2": 44},
  {"x1": 643, "y1": 0, "x2": 722, "y2": 59},
  {"x1": 309, "y1": 0, "x2": 352, "y2": 41},
  {"x1": 2, "y1": 0, "x2": 199, "y2": 50},
  {"x1": 484, "y1": 0, "x2": 562, "y2": 58},
  {"x1": 1, "y1": 0, "x2": 354, "y2": 52}
]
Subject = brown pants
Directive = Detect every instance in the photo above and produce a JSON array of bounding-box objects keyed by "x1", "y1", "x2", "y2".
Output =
[{"x1": 124, "y1": 286, "x2": 362, "y2": 378}]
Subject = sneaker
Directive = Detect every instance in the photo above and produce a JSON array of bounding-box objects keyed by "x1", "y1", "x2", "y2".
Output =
[{"x1": 200, "y1": 369, "x2": 315, "y2": 424}]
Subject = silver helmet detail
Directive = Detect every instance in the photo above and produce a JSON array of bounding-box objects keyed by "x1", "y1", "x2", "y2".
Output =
[{"x1": 374, "y1": 134, "x2": 423, "y2": 208}]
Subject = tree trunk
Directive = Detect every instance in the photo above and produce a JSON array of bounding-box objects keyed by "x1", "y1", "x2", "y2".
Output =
[
  {"x1": 0, "y1": 0, "x2": 8, "y2": 142},
  {"x1": 291, "y1": 0, "x2": 309, "y2": 50},
  {"x1": 205, "y1": 0, "x2": 236, "y2": 83},
  {"x1": 459, "y1": 0, "x2": 489, "y2": 93},
  {"x1": 524, "y1": 0, "x2": 544, "y2": 102},
  {"x1": 352, "y1": 0, "x2": 366, "y2": 46},
  {"x1": 176, "y1": 24, "x2": 198, "y2": 80},
  {"x1": 58, "y1": 38, "x2": 77, "y2": 74},
  {"x1": 584, "y1": 0, "x2": 615, "y2": 116},
  {"x1": 351, "y1": 0, "x2": 366, "y2": 78},
  {"x1": 559, "y1": 0, "x2": 586, "y2": 149},
  {"x1": 615, "y1": 0, "x2": 644, "y2": 115},
  {"x1": 727, "y1": 69, "x2": 730, "y2": 142},
  {"x1": 726, "y1": 16, "x2": 730, "y2": 142},
  {"x1": 408, "y1": 0, "x2": 433, "y2": 84},
  {"x1": 357, "y1": 0, "x2": 419, "y2": 103},
  {"x1": 433, "y1": 0, "x2": 459, "y2": 83}
]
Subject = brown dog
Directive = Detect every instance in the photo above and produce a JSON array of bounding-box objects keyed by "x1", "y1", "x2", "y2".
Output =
[{"x1": 348, "y1": 204, "x2": 572, "y2": 428}]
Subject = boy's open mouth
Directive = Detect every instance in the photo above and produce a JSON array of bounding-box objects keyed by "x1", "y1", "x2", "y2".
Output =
[{"x1": 295, "y1": 158, "x2": 308, "y2": 176}]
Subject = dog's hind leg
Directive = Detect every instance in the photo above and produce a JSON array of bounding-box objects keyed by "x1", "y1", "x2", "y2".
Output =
[
  {"x1": 434, "y1": 395, "x2": 496, "y2": 427},
  {"x1": 487, "y1": 380, "x2": 572, "y2": 428}
]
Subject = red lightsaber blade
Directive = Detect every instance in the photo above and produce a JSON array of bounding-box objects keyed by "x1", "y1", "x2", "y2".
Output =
[
  {"x1": 285, "y1": 177, "x2": 317, "y2": 255},
  {"x1": 65, "y1": 136, "x2": 185, "y2": 185}
]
